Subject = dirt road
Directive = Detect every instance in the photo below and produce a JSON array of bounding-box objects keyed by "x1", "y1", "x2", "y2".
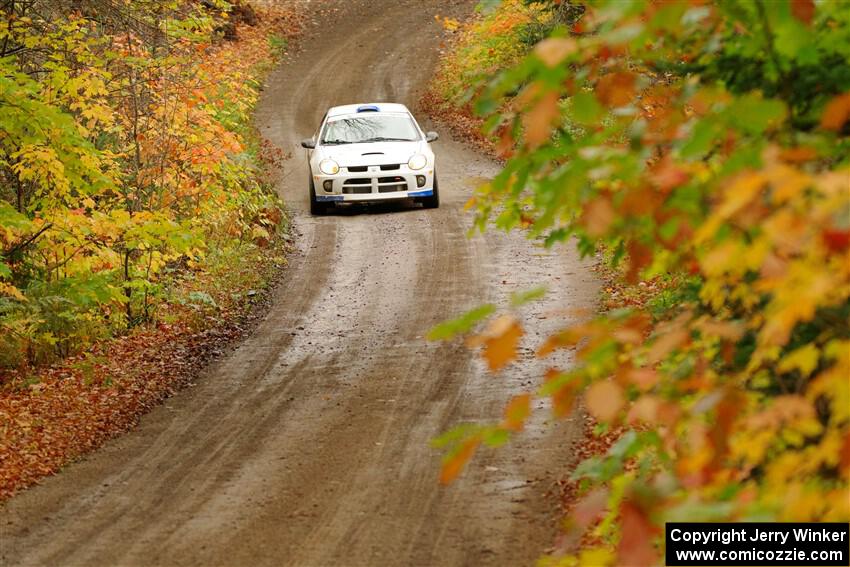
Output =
[{"x1": 0, "y1": 1, "x2": 597, "y2": 565}]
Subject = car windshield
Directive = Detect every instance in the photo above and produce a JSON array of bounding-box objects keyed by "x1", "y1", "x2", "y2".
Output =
[{"x1": 320, "y1": 114, "x2": 420, "y2": 145}]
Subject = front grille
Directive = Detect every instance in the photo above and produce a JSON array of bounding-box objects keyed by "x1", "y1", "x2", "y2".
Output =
[
  {"x1": 379, "y1": 164, "x2": 400, "y2": 171},
  {"x1": 347, "y1": 166, "x2": 368, "y2": 173},
  {"x1": 378, "y1": 175, "x2": 407, "y2": 193},
  {"x1": 342, "y1": 186, "x2": 371, "y2": 194},
  {"x1": 342, "y1": 177, "x2": 373, "y2": 194},
  {"x1": 336, "y1": 174, "x2": 411, "y2": 194}
]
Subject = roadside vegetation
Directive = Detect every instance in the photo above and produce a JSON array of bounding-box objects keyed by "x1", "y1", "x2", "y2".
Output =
[
  {"x1": 0, "y1": 0, "x2": 302, "y2": 499},
  {"x1": 428, "y1": 1, "x2": 850, "y2": 564}
]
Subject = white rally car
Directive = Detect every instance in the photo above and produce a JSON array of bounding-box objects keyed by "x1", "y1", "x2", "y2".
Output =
[{"x1": 300, "y1": 103, "x2": 439, "y2": 214}]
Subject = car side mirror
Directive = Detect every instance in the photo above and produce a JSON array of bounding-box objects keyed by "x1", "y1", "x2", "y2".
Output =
[
  {"x1": 425, "y1": 131, "x2": 439, "y2": 143},
  {"x1": 301, "y1": 138, "x2": 316, "y2": 149}
]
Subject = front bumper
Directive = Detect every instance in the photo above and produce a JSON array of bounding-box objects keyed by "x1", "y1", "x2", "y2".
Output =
[
  {"x1": 316, "y1": 189, "x2": 434, "y2": 202},
  {"x1": 313, "y1": 165, "x2": 434, "y2": 202}
]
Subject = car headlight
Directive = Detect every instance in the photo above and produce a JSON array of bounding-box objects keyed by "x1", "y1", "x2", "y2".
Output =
[
  {"x1": 319, "y1": 159, "x2": 339, "y2": 175},
  {"x1": 408, "y1": 154, "x2": 427, "y2": 170}
]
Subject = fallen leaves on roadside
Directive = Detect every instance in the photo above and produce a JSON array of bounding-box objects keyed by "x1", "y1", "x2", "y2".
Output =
[
  {"x1": 0, "y1": 3, "x2": 303, "y2": 501},
  {"x1": 0, "y1": 235, "x2": 288, "y2": 501}
]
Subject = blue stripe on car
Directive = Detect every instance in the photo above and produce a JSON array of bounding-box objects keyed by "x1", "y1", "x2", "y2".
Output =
[
  {"x1": 316, "y1": 195, "x2": 344, "y2": 202},
  {"x1": 408, "y1": 190, "x2": 433, "y2": 197}
]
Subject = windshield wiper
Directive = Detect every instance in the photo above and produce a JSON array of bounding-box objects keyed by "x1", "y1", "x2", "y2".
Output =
[
  {"x1": 322, "y1": 140, "x2": 353, "y2": 145},
  {"x1": 359, "y1": 137, "x2": 416, "y2": 143}
]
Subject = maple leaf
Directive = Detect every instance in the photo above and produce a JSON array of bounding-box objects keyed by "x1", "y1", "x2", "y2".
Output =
[
  {"x1": 572, "y1": 488, "x2": 608, "y2": 529},
  {"x1": 0, "y1": 282, "x2": 26, "y2": 301},
  {"x1": 522, "y1": 90, "x2": 560, "y2": 148},
  {"x1": 821, "y1": 92, "x2": 850, "y2": 131},
  {"x1": 650, "y1": 158, "x2": 690, "y2": 192},
  {"x1": 790, "y1": 0, "x2": 815, "y2": 25},
  {"x1": 468, "y1": 315, "x2": 524, "y2": 372},
  {"x1": 821, "y1": 228, "x2": 850, "y2": 253},
  {"x1": 617, "y1": 501, "x2": 659, "y2": 567},
  {"x1": 502, "y1": 393, "x2": 531, "y2": 431},
  {"x1": 626, "y1": 368, "x2": 659, "y2": 391},
  {"x1": 495, "y1": 126, "x2": 515, "y2": 158},
  {"x1": 537, "y1": 325, "x2": 587, "y2": 358},
  {"x1": 778, "y1": 344, "x2": 820, "y2": 377},
  {"x1": 779, "y1": 146, "x2": 818, "y2": 163},
  {"x1": 534, "y1": 37, "x2": 577, "y2": 67},
  {"x1": 706, "y1": 389, "x2": 744, "y2": 477},
  {"x1": 544, "y1": 369, "x2": 578, "y2": 418},
  {"x1": 585, "y1": 381, "x2": 624, "y2": 423},
  {"x1": 625, "y1": 240, "x2": 653, "y2": 284},
  {"x1": 595, "y1": 71, "x2": 636, "y2": 107},
  {"x1": 581, "y1": 196, "x2": 616, "y2": 238},
  {"x1": 627, "y1": 395, "x2": 662, "y2": 425},
  {"x1": 440, "y1": 437, "x2": 480, "y2": 485}
]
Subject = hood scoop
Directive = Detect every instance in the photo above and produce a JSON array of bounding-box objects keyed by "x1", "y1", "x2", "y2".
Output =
[{"x1": 361, "y1": 152, "x2": 384, "y2": 156}]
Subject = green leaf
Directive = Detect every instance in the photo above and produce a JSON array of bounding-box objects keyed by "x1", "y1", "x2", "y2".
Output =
[
  {"x1": 510, "y1": 285, "x2": 547, "y2": 307},
  {"x1": 0, "y1": 201, "x2": 33, "y2": 232},
  {"x1": 570, "y1": 92, "x2": 603, "y2": 125},
  {"x1": 427, "y1": 303, "x2": 497, "y2": 340},
  {"x1": 482, "y1": 426, "x2": 510, "y2": 447},
  {"x1": 679, "y1": 118, "x2": 721, "y2": 159},
  {"x1": 431, "y1": 422, "x2": 482, "y2": 449},
  {"x1": 726, "y1": 94, "x2": 787, "y2": 134}
]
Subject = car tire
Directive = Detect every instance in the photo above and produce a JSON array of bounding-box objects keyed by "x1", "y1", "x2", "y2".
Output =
[
  {"x1": 309, "y1": 177, "x2": 329, "y2": 215},
  {"x1": 421, "y1": 173, "x2": 440, "y2": 209}
]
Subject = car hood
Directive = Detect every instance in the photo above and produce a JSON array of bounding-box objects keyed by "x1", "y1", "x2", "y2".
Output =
[{"x1": 315, "y1": 141, "x2": 426, "y2": 167}]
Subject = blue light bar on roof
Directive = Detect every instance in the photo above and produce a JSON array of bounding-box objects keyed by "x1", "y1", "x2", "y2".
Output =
[{"x1": 356, "y1": 105, "x2": 380, "y2": 112}]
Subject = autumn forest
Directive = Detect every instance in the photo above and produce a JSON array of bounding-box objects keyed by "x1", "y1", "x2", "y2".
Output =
[{"x1": 1, "y1": 1, "x2": 848, "y2": 566}]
